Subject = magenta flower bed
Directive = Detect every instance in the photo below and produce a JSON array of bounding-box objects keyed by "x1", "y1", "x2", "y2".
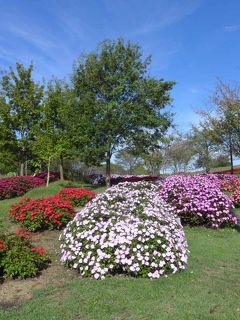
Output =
[
  {"x1": 34, "y1": 172, "x2": 60, "y2": 182},
  {"x1": 0, "y1": 176, "x2": 45, "y2": 200},
  {"x1": 159, "y1": 174, "x2": 238, "y2": 228},
  {"x1": 110, "y1": 175, "x2": 160, "y2": 185}
]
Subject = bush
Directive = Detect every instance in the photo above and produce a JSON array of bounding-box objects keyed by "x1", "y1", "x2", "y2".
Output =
[
  {"x1": 159, "y1": 174, "x2": 238, "y2": 228},
  {"x1": 0, "y1": 176, "x2": 45, "y2": 200},
  {"x1": 0, "y1": 228, "x2": 49, "y2": 278},
  {"x1": 34, "y1": 172, "x2": 60, "y2": 182},
  {"x1": 60, "y1": 182, "x2": 189, "y2": 279},
  {"x1": 58, "y1": 188, "x2": 96, "y2": 207},
  {"x1": 110, "y1": 175, "x2": 161, "y2": 185},
  {"x1": 232, "y1": 188, "x2": 240, "y2": 207},
  {"x1": 220, "y1": 177, "x2": 240, "y2": 192},
  {"x1": 9, "y1": 196, "x2": 75, "y2": 231},
  {"x1": 86, "y1": 174, "x2": 161, "y2": 186}
]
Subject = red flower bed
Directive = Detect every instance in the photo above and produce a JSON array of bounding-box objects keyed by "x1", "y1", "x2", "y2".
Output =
[
  {"x1": 232, "y1": 188, "x2": 240, "y2": 207},
  {"x1": 9, "y1": 195, "x2": 75, "y2": 231},
  {"x1": 0, "y1": 176, "x2": 45, "y2": 200},
  {"x1": 58, "y1": 188, "x2": 96, "y2": 207},
  {"x1": 34, "y1": 172, "x2": 60, "y2": 182},
  {"x1": 221, "y1": 178, "x2": 240, "y2": 192}
]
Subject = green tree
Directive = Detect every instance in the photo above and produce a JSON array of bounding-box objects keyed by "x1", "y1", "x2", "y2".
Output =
[
  {"x1": 115, "y1": 149, "x2": 142, "y2": 174},
  {"x1": 70, "y1": 38, "x2": 175, "y2": 186},
  {"x1": 34, "y1": 78, "x2": 73, "y2": 181},
  {"x1": 0, "y1": 63, "x2": 44, "y2": 175},
  {"x1": 191, "y1": 124, "x2": 215, "y2": 173},
  {"x1": 166, "y1": 133, "x2": 194, "y2": 173},
  {"x1": 197, "y1": 81, "x2": 240, "y2": 174}
]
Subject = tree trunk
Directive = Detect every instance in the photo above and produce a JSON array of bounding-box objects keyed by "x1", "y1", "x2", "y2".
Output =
[
  {"x1": 105, "y1": 152, "x2": 111, "y2": 188},
  {"x1": 59, "y1": 155, "x2": 64, "y2": 180},
  {"x1": 20, "y1": 163, "x2": 24, "y2": 176},
  {"x1": 46, "y1": 157, "x2": 51, "y2": 187},
  {"x1": 229, "y1": 136, "x2": 234, "y2": 174},
  {"x1": 24, "y1": 161, "x2": 28, "y2": 176}
]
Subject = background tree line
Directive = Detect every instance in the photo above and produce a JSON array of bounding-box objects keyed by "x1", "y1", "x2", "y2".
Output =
[{"x1": 0, "y1": 39, "x2": 240, "y2": 183}]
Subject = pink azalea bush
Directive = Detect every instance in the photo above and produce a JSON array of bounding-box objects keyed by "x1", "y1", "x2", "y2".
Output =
[
  {"x1": 0, "y1": 176, "x2": 45, "y2": 200},
  {"x1": 60, "y1": 182, "x2": 189, "y2": 279},
  {"x1": 159, "y1": 174, "x2": 238, "y2": 228}
]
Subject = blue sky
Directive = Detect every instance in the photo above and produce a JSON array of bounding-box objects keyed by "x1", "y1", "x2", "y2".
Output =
[{"x1": 0, "y1": 0, "x2": 240, "y2": 132}]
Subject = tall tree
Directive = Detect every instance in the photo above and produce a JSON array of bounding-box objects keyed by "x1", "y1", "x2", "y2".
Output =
[
  {"x1": 191, "y1": 124, "x2": 216, "y2": 173},
  {"x1": 198, "y1": 81, "x2": 240, "y2": 174},
  {"x1": 166, "y1": 133, "x2": 194, "y2": 173},
  {"x1": 34, "y1": 78, "x2": 73, "y2": 181},
  {"x1": 115, "y1": 149, "x2": 141, "y2": 174},
  {"x1": 0, "y1": 63, "x2": 44, "y2": 175},
  {"x1": 70, "y1": 38, "x2": 175, "y2": 186}
]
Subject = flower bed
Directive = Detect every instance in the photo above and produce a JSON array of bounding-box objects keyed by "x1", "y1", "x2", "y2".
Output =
[
  {"x1": 110, "y1": 175, "x2": 161, "y2": 185},
  {"x1": 0, "y1": 176, "x2": 45, "y2": 200},
  {"x1": 34, "y1": 172, "x2": 60, "y2": 182},
  {"x1": 9, "y1": 196, "x2": 75, "y2": 231},
  {"x1": 220, "y1": 177, "x2": 240, "y2": 192},
  {"x1": 232, "y1": 188, "x2": 240, "y2": 207},
  {"x1": 0, "y1": 228, "x2": 49, "y2": 278},
  {"x1": 159, "y1": 174, "x2": 238, "y2": 228},
  {"x1": 58, "y1": 188, "x2": 96, "y2": 207},
  {"x1": 87, "y1": 174, "x2": 161, "y2": 185},
  {"x1": 60, "y1": 182, "x2": 189, "y2": 279}
]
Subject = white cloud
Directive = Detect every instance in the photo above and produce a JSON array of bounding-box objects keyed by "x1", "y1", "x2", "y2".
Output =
[{"x1": 103, "y1": 0, "x2": 202, "y2": 37}]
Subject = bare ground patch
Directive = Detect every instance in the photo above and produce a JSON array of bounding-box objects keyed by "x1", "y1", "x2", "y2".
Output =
[{"x1": 0, "y1": 230, "x2": 79, "y2": 308}]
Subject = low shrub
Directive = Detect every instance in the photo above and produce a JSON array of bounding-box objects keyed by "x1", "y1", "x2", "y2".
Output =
[
  {"x1": 58, "y1": 188, "x2": 96, "y2": 207},
  {"x1": 221, "y1": 177, "x2": 240, "y2": 192},
  {"x1": 34, "y1": 172, "x2": 60, "y2": 182},
  {"x1": 0, "y1": 176, "x2": 45, "y2": 200},
  {"x1": 110, "y1": 175, "x2": 161, "y2": 185},
  {"x1": 87, "y1": 174, "x2": 161, "y2": 185},
  {"x1": 60, "y1": 182, "x2": 189, "y2": 279},
  {"x1": 232, "y1": 188, "x2": 240, "y2": 207},
  {"x1": 0, "y1": 228, "x2": 49, "y2": 278},
  {"x1": 9, "y1": 196, "x2": 75, "y2": 231},
  {"x1": 159, "y1": 174, "x2": 238, "y2": 228}
]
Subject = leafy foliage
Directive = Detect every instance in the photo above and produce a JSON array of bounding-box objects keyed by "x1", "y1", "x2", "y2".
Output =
[
  {"x1": 0, "y1": 63, "x2": 44, "y2": 174},
  {"x1": 68, "y1": 38, "x2": 175, "y2": 184},
  {"x1": 0, "y1": 228, "x2": 49, "y2": 278}
]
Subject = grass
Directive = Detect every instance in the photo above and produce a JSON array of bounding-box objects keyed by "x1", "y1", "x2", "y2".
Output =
[
  {"x1": 0, "y1": 227, "x2": 239, "y2": 320},
  {"x1": 0, "y1": 181, "x2": 240, "y2": 319},
  {"x1": 0, "y1": 180, "x2": 105, "y2": 231}
]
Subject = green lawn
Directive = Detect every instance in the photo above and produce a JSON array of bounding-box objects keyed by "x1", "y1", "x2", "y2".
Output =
[
  {"x1": 0, "y1": 180, "x2": 106, "y2": 231},
  {"x1": 0, "y1": 182, "x2": 239, "y2": 320}
]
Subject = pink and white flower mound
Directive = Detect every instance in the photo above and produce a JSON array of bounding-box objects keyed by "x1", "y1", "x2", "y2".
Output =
[{"x1": 60, "y1": 182, "x2": 189, "y2": 279}]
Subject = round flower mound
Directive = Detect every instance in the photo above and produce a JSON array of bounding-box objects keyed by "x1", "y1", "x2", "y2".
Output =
[
  {"x1": 159, "y1": 174, "x2": 238, "y2": 228},
  {"x1": 58, "y1": 188, "x2": 96, "y2": 207},
  {"x1": 9, "y1": 195, "x2": 75, "y2": 231},
  {"x1": 60, "y1": 182, "x2": 189, "y2": 280}
]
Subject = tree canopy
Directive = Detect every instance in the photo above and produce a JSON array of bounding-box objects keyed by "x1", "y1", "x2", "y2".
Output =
[{"x1": 69, "y1": 38, "x2": 175, "y2": 185}]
